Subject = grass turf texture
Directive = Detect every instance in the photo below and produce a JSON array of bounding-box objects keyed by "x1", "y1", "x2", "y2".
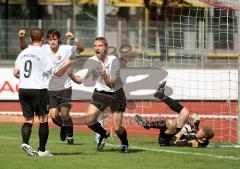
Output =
[{"x1": 1, "y1": 124, "x2": 240, "y2": 169}]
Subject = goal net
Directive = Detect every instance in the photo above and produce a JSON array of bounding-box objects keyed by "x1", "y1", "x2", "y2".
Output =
[{"x1": 101, "y1": 0, "x2": 240, "y2": 147}]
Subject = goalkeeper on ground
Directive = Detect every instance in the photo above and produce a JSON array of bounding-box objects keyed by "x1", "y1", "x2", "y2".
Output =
[{"x1": 134, "y1": 81, "x2": 214, "y2": 148}]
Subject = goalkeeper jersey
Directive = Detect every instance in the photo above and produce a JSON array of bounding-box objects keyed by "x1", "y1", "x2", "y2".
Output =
[{"x1": 169, "y1": 133, "x2": 209, "y2": 148}]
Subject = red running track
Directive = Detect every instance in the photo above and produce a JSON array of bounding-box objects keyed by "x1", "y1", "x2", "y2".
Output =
[{"x1": 0, "y1": 101, "x2": 238, "y2": 143}]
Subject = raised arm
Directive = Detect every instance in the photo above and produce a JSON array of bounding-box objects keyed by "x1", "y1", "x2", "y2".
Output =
[
  {"x1": 18, "y1": 29, "x2": 28, "y2": 50},
  {"x1": 65, "y1": 32, "x2": 84, "y2": 53}
]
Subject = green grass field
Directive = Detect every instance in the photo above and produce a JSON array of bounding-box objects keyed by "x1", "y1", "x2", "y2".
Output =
[{"x1": 1, "y1": 124, "x2": 240, "y2": 169}]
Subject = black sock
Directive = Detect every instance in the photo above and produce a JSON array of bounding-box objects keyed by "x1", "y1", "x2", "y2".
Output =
[
  {"x1": 163, "y1": 96, "x2": 183, "y2": 113},
  {"x1": 88, "y1": 122, "x2": 107, "y2": 137},
  {"x1": 52, "y1": 115, "x2": 63, "y2": 127},
  {"x1": 21, "y1": 122, "x2": 32, "y2": 144},
  {"x1": 147, "y1": 120, "x2": 167, "y2": 129},
  {"x1": 38, "y1": 122, "x2": 49, "y2": 152},
  {"x1": 64, "y1": 118, "x2": 73, "y2": 138},
  {"x1": 116, "y1": 128, "x2": 128, "y2": 146}
]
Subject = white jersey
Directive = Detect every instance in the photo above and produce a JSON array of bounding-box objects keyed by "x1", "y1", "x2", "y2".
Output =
[
  {"x1": 15, "y1": 45, "x2": 55, "y2": 89},
  {"x1": 81, "y1": 55, "x2": 123, "y2": 92},
  {"x1": 42, "y1": 44, "x2": 77, "y2": 91}
]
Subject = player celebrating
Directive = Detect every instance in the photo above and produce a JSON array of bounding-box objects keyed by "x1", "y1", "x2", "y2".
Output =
[
  {"x1": 18, "y1": 28, "x2": 84, "y2": 144},
  {"x1": 68, "y1": 37, "x2": 129, "y2": 153},
  {"x1": 135, "y1": 81, "x2": 214, "y2": 147},
  {"x1": 14, "y1": 28, "x2": 72, "y2": 156}
]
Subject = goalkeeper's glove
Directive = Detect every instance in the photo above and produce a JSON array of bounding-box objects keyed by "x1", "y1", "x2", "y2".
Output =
[{"x1": 180, "y1": 124, "x2": 192, "y2": 135}]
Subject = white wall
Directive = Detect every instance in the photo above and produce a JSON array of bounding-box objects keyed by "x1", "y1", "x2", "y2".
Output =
[{"x1": 0, "y1": 68, "x2": 238, "y2": 100}]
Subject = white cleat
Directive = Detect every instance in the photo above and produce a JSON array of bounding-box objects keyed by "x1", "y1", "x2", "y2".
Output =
[
  {"x1": 38, "y1": 150, "x2": 54, "y2": 157},
  {"x1": 21, "y1": 143, "x2": 38, "y2": 156}
]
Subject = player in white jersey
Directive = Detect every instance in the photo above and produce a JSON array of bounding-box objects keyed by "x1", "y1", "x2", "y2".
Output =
[
  {"x1": 68, "y1": 37, "x2": 129, "y2": 153},
  {"x1": 18, "y1": 28, "x2": 84, "y2": 144},
  {"x1": 14, "y1": 28, "x2": 72, "y2": 157}
]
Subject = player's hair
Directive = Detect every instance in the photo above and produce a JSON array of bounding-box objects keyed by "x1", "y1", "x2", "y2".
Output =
[
  {"x1": 202, "y1": 126, "x2": 214, "y2": 140},
  {"x1": 30, "y1": 28, "x2": 44, "y2": 42},
  {"x1": 46, "y1": 28, "x2": 61, "y2": 40},
  {"x1": 95, "y1": 37, "x2": 108, "y2": 47}
]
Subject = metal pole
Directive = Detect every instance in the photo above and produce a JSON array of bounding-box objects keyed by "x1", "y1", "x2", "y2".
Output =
[
  {"x1": 96, "y1": 0, "x2": 105, "y2": 143},
  {"x1": 5, "y1": 0, "x2": 8, "y2": 59},
  {"x1": 236, "y1": 10, "x2": 240, "y2": 145},
  {"x1": 97, "y1": 0, "x2": 105, "y2": 37},
  {"x1": 67, "y1": 18, "x2": 71, "y2": 45},
  {"x1": 38, "y1": 19, "x2": 42, "y2": 29},
  {"x1": 238, "y1": 48, "x2": 240, "y2": 145}
]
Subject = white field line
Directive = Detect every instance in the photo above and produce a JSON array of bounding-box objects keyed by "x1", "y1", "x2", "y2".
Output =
[
  {"x1": 0, "y1": 111, "x2": 238, "y2": 119},
  {"x1": 1, "y1": 135, "x2": 239, "y2": 160},
  {"x1": 107, "y1": 143, "x2": 240, "y2": 160},
  {"x1": 0, "y1": 136, "x2": 61, "y2": 143}
]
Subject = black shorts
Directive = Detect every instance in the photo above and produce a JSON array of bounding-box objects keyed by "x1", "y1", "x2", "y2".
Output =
[
  {"x1": 19, "y1": 88, "x2": 49, "y2": 118},
  {"x1": 48, "y1": 88, "x2": 72, "y2": 109},
  {"x1": 158, "y1": 129, "x2": 174, "y2": 146},
  {"x1": 91, "y1": 88, "x2": 127, "y2": 112}
]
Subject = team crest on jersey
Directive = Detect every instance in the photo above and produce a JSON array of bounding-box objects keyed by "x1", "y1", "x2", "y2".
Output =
[{"x1": 56, "y1": 55, "x2": 62, "y2": 60}]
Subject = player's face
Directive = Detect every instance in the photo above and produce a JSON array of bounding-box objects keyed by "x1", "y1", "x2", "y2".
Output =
[
  {"x1": 48, "y1": 35, "x2": 59, "y2": 49},
  {"x1": 196, "y1": 128, "x2": 204, "y2": 139},
  {"x1": 93, "y1": 40, "x2": 106, "y2": 59}
]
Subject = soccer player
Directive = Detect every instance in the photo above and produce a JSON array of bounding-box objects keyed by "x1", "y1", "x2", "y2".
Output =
[
  {"x1": 13, "y1": 28, "x2": 72, "y2": 156},
  {"x1": 18, "y1": 28, "x2": 84, "y2": 144},
  {"x1": 68, "y1": 37, "x2": 129, "y2": 152},
  {"x1": 135, "y1": 81, "x2": 214, "y2": 148}
]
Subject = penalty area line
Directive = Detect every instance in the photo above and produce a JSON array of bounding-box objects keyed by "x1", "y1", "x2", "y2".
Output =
[{"x1": 107, "y1": 143, "x2": 240, "y2": 160}]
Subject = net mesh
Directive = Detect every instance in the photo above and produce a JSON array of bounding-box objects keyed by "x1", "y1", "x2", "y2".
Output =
[{"x1": 101, "y1": 0, "x2": 240, "y2": 146}]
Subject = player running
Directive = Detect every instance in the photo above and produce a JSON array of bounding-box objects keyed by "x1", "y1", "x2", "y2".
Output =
[{"x1": 68, "y1": 37, "x2": 129, "y2": 152}]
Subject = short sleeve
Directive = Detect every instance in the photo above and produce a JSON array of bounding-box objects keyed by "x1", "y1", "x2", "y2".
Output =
[
  {"x1": 65, "y1": 45, "x2": 78, "y2": 58},
  {"x1": 110, "y1": 57, "x2": 120, "y2": 81},
  {"x1": 15, "y1": 54, "x2": 21, "y2": 69},
  {"x1": 43, "y1": 52, "x2": 56, "y2": 75}
]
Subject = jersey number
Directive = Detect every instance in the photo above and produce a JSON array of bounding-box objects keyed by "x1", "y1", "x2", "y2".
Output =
[{"x1": 24, "y1": 60, "x2": 32, "y2": 78}]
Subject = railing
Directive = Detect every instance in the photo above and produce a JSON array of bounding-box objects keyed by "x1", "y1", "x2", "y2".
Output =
[{"x1": 0, "y1": 19, "x2": 239, "y2": 67}]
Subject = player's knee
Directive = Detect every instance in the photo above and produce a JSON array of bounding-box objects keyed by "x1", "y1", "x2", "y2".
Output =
[
  {"x1": 165, "y1": 120, "x2": 177, "y2": 135},
  {"x1": 61, "y1": 114, "x2": 70, "y2": 121},
  {"x1": 113, "y1": 125, "x2": 121, "y2": 133},
  {"x1": 50, "y1": 111, "x2": 57, "y2": 119},
  {"x1": 49, "y1": 108, "x2": 59, "y2": 118},
  {"x1": 86, "y1": 120, "x2": 96, "y2": 127},
  {"x1": 114, "y1": 126, "x2": 125, "y2": 135},
  {"x1": 38, "y1": 114, "x2": 48, "y2": 123},
  {"x1": 176, "y1": 107, "x2": 190, "y2": 128},
  {"x1": 180, "y1": 107, "x2": 190, "y2": 118}
]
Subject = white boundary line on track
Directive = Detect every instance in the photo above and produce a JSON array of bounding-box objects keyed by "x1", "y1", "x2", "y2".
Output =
[
  {"x1": 0, "y1": 111, "x2": 238, "y2": 119},
  {"x1": 107, "y1": 143, "x2": 240, "y2": 160},
  {"x1": 1, "y1": 135, "x2": 240, "y2": 160}
]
